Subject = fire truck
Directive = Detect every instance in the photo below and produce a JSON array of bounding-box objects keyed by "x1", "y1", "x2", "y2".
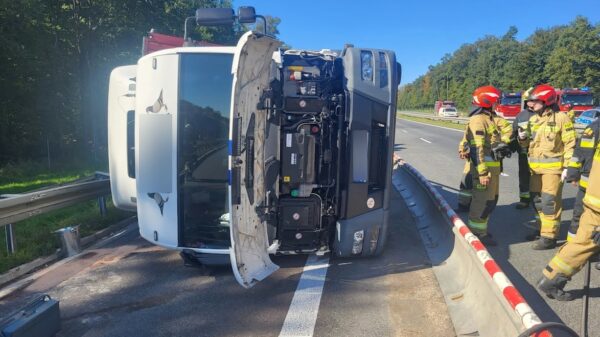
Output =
[
  {"x1": 556, "y1": 87, "x2": 595, "y2": 116},
  {"x1": 108, "y1": 7, "x2": 401, "y2": 288},
  {"x1": 494, "y1": 92, "x2": 521, "y2": 119}
]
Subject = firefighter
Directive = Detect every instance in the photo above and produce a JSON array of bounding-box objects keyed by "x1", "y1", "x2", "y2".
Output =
[
  {"x1": 512, "y1": 87, "x2": 536, "y2": 209},
  {"x1": 462, "y1": 86, "x2": 505, "y2": 246},
  {"x1": 537, "y1": 140, "x2": 600, "y2": 301},
  {"x1": 518, "y1": 84, "x2": 576, "y2": 250},
  {"x1": 564, "y1": 118, "x2": 600, "y2": 241},
  {"x1": 457, "y1": 111, "x2": 512, "y2": 212}
]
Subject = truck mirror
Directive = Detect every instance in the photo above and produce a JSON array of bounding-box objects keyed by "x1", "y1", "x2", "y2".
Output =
[
  {"x1": 195, "y1": 8, "x2": 235, "y2": 25},
  {"x1": 396, "y1": 62, "x2": 402, "y2": 86},
  {"x1": 238, "y1": 6, "x2": 257, "y2": 24}
]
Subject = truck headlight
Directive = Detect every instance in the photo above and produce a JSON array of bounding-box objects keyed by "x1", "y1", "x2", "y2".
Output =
[
  {"x1": 352, "y1": 230, "x2": 364, "y2": 255},
  {"x1": 361, "y1": 51, "x2": 373, "y2": 82}
]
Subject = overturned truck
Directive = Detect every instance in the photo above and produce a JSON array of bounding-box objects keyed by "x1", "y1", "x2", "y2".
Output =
[{"x1": 108, "y1": 7, "x2": 400, "y2": 288}]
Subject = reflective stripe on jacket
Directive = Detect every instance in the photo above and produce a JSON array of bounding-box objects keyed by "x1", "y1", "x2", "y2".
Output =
[{"x1": 520, "y1": 109, "x2": 576, "y2": 174}]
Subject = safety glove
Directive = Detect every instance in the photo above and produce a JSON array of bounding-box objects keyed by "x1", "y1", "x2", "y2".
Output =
[{"x1": 592, "y1": 227, "x2": 600, "y2": 246}]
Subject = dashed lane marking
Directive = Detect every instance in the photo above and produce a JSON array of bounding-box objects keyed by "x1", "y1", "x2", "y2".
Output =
[
  {"x1": 279, "y1": 254, "x2": 330, "y2": 337},
  {"x1": 419, "y1": 137, "x2": 432, "y2": 144}
]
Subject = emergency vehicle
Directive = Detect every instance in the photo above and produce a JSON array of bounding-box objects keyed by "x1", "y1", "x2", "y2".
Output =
[
  {"x1": 494, "y1": 92, "x2": 521, "y2": 119},
  {"x1": 434, "y1": 100, "x2": 455, "y2": 115},
  {"x1": 108, "y1": 7, "x2": 401, "y2": 288},
  {"x1": 556, "y1": 87, "x2": 594, "y2": 117}
]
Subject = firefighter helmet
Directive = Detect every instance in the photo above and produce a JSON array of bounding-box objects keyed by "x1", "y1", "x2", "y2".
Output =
[
  {"x1": 472, "y1": 85, "x2": 501, "y2": 108},
  {"x1": 522, "y1": 87, "x2": 534, "y2": 101},
  {"x1": 528, "y1": 84, "x2": 557, "y2": 106}
]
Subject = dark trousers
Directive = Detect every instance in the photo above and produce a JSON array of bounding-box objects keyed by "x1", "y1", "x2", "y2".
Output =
[
  {"x1": 568, "y1": 188, "x2": 586, "y2": 241},
  {"x1": 518, "y1": 153, "x2": 530, "y2": 202}
]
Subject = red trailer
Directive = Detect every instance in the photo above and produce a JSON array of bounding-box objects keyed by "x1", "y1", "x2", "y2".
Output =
[{"x1": 142, "y1": 30, "x2": 220, "y2": 55}]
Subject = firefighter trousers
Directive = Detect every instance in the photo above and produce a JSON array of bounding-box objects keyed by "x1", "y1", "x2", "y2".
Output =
[
  {"x1": 530, "y1": 173, "x2": 563, "y2": 239},
  {"x1": 518, "y1": 153, "x2": 530, "y2": 202},
  {"x1": 567, "y1": 188, "x2": 585, "y2": 242},
  {"x1": 458, "y1": 161, "x2": 472, "y2": 208},
  {"x1": 543, "y1": 204, "x2": 600, "y2": 280},
  {"x1": 468, "y1": 165, "x2": 500, "y2": 236}
]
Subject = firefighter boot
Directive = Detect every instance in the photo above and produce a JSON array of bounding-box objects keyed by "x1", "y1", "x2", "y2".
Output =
[
  {"x1": 515, "y1": 199, "x2": 529, "y2": 209},
  {"x1": 537, "y1": 275, "x2": 573, "y2": 301},
  {"x1": 532, "y1": 237, "x2": 557, "y2": 250}
]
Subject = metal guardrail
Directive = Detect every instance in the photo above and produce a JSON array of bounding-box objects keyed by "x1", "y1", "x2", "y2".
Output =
[
  {"x1": 398, "y1": 111, "x2": 469, "y2": 125},
  {"x1": 0, "y1": 173, "x2": 111, "y2": 254}
]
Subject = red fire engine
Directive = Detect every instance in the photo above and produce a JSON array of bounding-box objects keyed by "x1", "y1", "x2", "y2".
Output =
[
  {"x1": 556, "y1": 87, "x2": 595, "y2": 117},
  {"x1": 495, "y1": 92, "x2": 521, "y2": 119}
]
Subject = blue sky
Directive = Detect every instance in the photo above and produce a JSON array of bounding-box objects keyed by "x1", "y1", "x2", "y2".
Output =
[{"x1": 242, "y1": 0, "x2": 599, "y2": 84}]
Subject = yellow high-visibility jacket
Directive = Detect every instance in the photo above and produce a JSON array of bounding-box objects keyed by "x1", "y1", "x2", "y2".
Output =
[
  {"x1": 464, "y1": 110, "x2": 503, "y2": 176},
  {"x1": 583, "y1": 145, "x2": 600, "y2": 213},
  {"x1": 520, "y1": 109, "x2": 576, "y2": 175}
]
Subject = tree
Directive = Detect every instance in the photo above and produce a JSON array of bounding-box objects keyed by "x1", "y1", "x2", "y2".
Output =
[{"x1": 398, "y1": 17, "x2": 600, "y2": 112}]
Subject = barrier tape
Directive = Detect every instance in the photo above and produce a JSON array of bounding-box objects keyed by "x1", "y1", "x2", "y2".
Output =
[{"x1": 402, "y1": 162, "x2": 550, "y2": 337}]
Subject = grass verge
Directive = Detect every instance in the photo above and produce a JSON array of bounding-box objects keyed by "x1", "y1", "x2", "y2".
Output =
[
  {"x1": 397, "y1": 113, "x2": 465, "y2": 131},
  {"x1": 0, "y1": 197, "x2": 132, "y2": 274},
  {"x1": 0, "y1": 160, "x2": 100, "y2": 194}
]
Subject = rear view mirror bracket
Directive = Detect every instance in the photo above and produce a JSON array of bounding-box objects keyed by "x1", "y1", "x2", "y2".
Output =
[{"x1": 184, "y1": 6, "x2": 269, "y2": 42}]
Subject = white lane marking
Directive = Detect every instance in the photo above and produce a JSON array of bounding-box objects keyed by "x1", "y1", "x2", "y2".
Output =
[
  {"x1": 500, "y1": 172, "x2": 509, "y2": 177},
  {"x1": 400, "y1": 129, "x2": 408, "y2": 133},
  {"x1": 279, "y1": 254, "x2": 330, "y2": 337},
  {"x1": 419, "y1": 137, "x2": 432, "y2": 144},
  {"x1": 397, "y1": 117, "x2": 464, "y2": 133}
]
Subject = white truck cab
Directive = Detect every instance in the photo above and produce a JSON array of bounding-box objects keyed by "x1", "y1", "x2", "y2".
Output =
[{"x1": 109, "y1": 8, "x2": 400, "y2": 288}]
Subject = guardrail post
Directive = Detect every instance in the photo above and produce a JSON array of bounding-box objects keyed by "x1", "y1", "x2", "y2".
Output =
[
  {"x1": 98, "y1": 196, "x2": 107, "y2": 217},
  {"x1": 5, "y1": 224, "x2": 16, "y2": 254}
]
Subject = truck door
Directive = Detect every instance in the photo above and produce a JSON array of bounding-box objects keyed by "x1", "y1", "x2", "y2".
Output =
[
  {"x1": 135, "y1": 52, "x2": 179, "y2": 249},
  {"x1": 229, "y1": 31, "x2": 282, "y2": 288}
]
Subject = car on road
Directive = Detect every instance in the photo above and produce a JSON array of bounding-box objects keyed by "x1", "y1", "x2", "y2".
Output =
[
  {"x1": 574, "y1": 108, "x2": 600, "y2": 135},
  {"x1": 438, "y1": 106, "x2": 458, "y2": 117}
]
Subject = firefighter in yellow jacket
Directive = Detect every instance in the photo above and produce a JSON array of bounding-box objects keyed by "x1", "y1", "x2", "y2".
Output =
[
  {"x1": 457, "y1": 112, "x2": 512, "y2": 212},
  {"x1": 461, "y1": 86, "x2": 505, "y2": 246},
  {"x1": 518, "y1": 84, "x2": 577, "y2": 250},
  {"x1": 538, "y1": 141, "x2": 600, "y2": 301}
]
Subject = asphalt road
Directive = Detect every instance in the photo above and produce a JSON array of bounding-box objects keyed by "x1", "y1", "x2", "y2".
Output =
[
  {"x1": 396, "y1": 116, "x2": 600, "y2": 336},
  {"x1": 0, "y1": 185, "x2": 453, "y2": 336}
]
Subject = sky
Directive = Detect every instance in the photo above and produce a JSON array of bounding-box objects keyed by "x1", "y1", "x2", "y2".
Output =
[{"x1": 241, "y1": 0, "x2": 599, "y2": 84}]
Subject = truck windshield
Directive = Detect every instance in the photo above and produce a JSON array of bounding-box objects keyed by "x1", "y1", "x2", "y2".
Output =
[
  {"x1": 562, "y1": 94, "x2": 594, "y2": 106},
  {"x1": 178, "y1": 53, "x2": 233, "y2": 249},
  {"x1": 500, "y1": 96, "x2": 521, "y2": 105}
]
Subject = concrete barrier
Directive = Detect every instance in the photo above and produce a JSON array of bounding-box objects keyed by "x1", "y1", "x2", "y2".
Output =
[{"x1": 393, "y1": 163, "x2": 550, "y2": 337}]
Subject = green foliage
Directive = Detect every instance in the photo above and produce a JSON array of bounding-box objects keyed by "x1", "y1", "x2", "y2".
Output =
[
  {"x1": 0, "y1": 1, "x2": 282, "y2": 167},
  {"x1": 0, "y1": 197, "x2": 132, "y2": 274},
  {"x1": 398, "y1": 17, "x2": 600, "y2": 112}
]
